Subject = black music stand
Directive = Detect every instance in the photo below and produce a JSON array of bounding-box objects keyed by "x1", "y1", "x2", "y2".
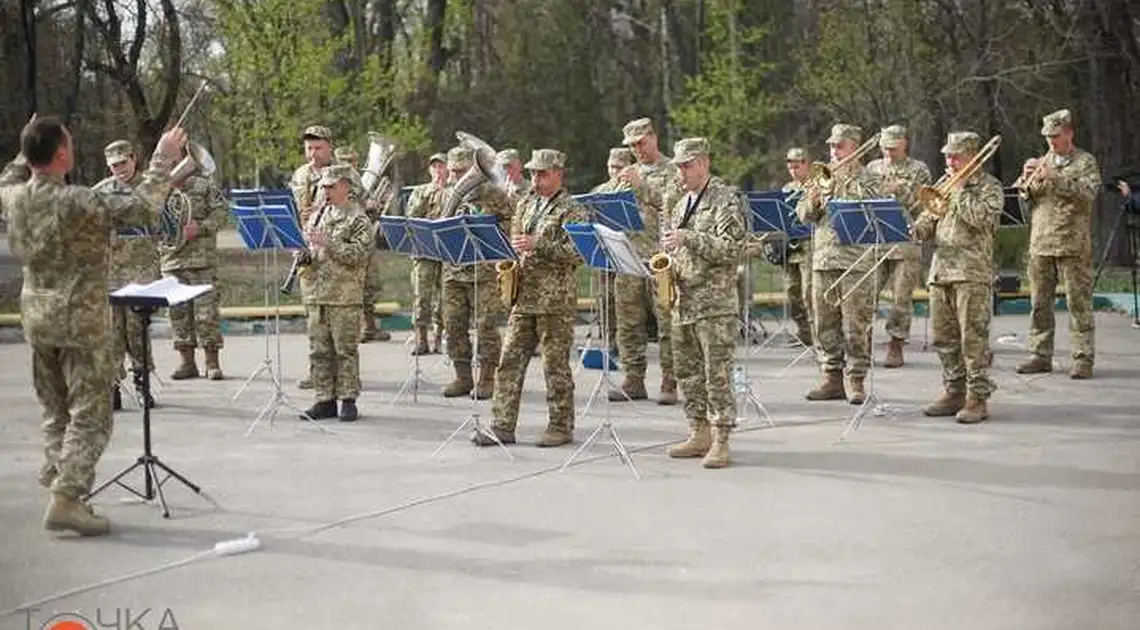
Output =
[
  {"x1": 559, "y1": 222, "x2": 644, "y2": 478},
  {"x1": 827, "y1": 198, "x2": 910, "y2": 441},
  {"x1": 747, "y1": 190, "x2": 814, "y2": 358},
  {"x1": 428, "y1": 213, "x2": 518, "y2": 459},
  {"x1": 86, "y1": 279, "x2": 213, "y2": 518}
]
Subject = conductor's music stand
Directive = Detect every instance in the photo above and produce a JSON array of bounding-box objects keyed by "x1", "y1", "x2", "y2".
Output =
[
  {"x1": 227, "y1": 189, "x2": 329, "y2": 436},
  {"x1": 429, "y1": 214, "x2": 517, "y2": 459},
  {"x1": 826, "y1": 198, "x2": 910, "y2": 441},
  {"x1": 87, "y1": 279, "x2": 213, "y2": 518},
  {"x1": 747, "y1": 190, "x2": 815, "y2": 366},
  {"x1": 559, "y1": 222, "x2": 645, "y2": 478}
]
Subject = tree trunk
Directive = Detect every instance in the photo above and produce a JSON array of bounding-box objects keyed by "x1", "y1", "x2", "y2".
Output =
[{"x1": 21, "y1": 0, "x2": 36, "y2": 116}]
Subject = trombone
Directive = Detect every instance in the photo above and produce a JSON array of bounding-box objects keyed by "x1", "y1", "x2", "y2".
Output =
[
  {"x1": 803, "y1": 131, "x2": 882, "y2": 195},
  {"x1": 915, "y1": 135, "x2": 1002, "y2": 217},
  {"x1": 1011, "y1": 150, "x2": 1054, "y2": 200}
]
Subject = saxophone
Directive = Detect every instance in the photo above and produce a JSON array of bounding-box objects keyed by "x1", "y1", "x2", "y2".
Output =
[
  {"x1": 497, "y1": 258, "x2": 519, "y2": 307},
  {"x1": 649, "y1": 252, "x2": 674, "y2": 312}
]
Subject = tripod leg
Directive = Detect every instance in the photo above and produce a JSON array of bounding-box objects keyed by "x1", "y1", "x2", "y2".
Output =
[
  {"x1": 84, "y1": 459, "x2": 145, "y2": 501},
  {"x1": 152, "y1": 457, "x2": 204, "y2": 494},
  {"x1": 146, "y1": 461, "x2": 173, "y2": 518},
  {"x1": 431, "y1": 416, "x2": 474, "y2": 457},
  {"x1": 559, "y1": 422, "x2": 607, "y2": 472}
]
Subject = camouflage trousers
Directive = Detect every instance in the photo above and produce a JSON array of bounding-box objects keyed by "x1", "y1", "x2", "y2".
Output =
[
  {"x1": 492, "y1": 311, "x2": 576, "y2": 433},
  {"x1": 32, "y1": 344, "x2": 114, "y2": 499},
  {"x1": 362, "y1": 249, "x2": 383, "y2": 318},
  {"x1": 784, "y1": 259, "x2": 813, "y2": 344},
  {"x1": 165, "y1": 267, "x2": 223, "y2": 350},
  {"x1": 1027, "y1": 254, "x2": 1095, "y2": 363},
  {"x1": 813, "y1": 269, "x2": 875, "y2": 378},
  {"x1": 412, "y1": 258, "x2": 443, "y2": 334},
  {"x1": 110, "y1": 304, "x2": 154, "y2": 382},
  {"x1": 930, "y1": 282, "x2": 996, "y2": 400},
  {"x1": 673, "y1": 315, "x2": 737, "y2": 428},
  {"x1": 613, "y1": 274, "x2": 673, "y2": 381},
  {"x1": 307, "y1": 304, "x2": 361, "y2": 401},
  {"x1": 442, "y1": 278, "x2": 501, "y2": 369},
  {"x1": 878, "y1": 247, "x2": 922, "y2": 341}
]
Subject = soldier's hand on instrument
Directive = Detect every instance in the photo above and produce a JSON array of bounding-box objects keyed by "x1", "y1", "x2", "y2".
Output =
[
  {"x1": 661, "y1": 230, "x2": 682, "y2": 251},
  {"x1": 156, "y1": 128, "x2": 187, "y2": 162},
  {"x1": 618, "y1": 168, "x2": 642, "y2": 186},
  {"x1": 511, "y1": 234, "x2": 534, "y2": 254},
  {"x1": 1119, "y1": 181, "x2": 1131, "y2": 197},
  {"x1": 307, "y1": 230, "x2": 327, "y2": 247},
  {"x1": 1022, "y1": 158, "x2": 1039, "y2": 177},
  {"x1": 184, "y1": 219, "x2": 199, "y2": 241}
]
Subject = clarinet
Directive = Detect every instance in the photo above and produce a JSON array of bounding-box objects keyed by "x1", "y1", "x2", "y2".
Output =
[{"x1": 281, "y1": 202, "x2": 329, "y2": 295}]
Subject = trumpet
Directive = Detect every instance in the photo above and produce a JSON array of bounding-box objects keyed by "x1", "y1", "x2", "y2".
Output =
[
  {"x1": 803, "y1": 132, "x2": 881, "y2": 195},
  {"x1": 1012, "y1": 150, "x2": 1054, "y2": 200},
  {"x1": 649, "y1": 252, "x2": 674, "y2": 312},
  {"x1": 915, "y1": 135, "x2": 1002, "y2": 217}
]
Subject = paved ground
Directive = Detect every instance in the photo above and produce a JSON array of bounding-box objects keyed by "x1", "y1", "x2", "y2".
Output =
[{"x1": 1, "y1": 313, "x2": 1138, "y2": 630}]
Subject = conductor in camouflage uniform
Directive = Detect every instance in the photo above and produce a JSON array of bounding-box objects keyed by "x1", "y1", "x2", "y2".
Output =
[
  {"x1": 1016, "y1": 109, "x2": 1102, "y2": 379},
  {"x1": 161, "y1": 145, "x2": 229, "y2": 381},
  {"x1": 405, "y1": 152, "x2": 448, "y2": 354},
  {"x1": 439, "y1": 146, "x2": 513, "y2": 400},
  {"x1": 912, "y1": 131, "x2": 1004, "y2": 424},
  {"x1": 93, "y1": 140, "x2": 159, "y2": 410},
  {"x1": 865, "y1": 125, "x2": 933, "y2": 368},
  {"x1": 662, "y1": 138, "x2": 746, "y2": 469},
  {"x1": 478, "y1": 149, "x2": 588, "y2": 448},
  {"x1": 337, "y1": 144, "x2": 391, "y2": 343},
  {"x1": 796, "y1": 124, "x2": 882, "y2": 404},
  {"x1": 298, "y1": 164, "x2": 375, "y2": 422},
  {"x1": 1, "y1": 117, "x2": 183, "y2": 536}
]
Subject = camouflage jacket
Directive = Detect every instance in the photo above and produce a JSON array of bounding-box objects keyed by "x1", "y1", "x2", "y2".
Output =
[
  {"x1": 300, "y1": 201, "x2": 375, "y2": 305},
  {"x1": 439, "y1": 181, "x2": 513, "y2": 284},
  {"x1": 93, "y1": 171, "x2": 161, "y2": 287},
  {"x1": 913, "y1": 171, "x2": 1003, "y2": 286},
  {"x1": 635, "y1": 156, "x2": 685, "y2": 228},
  {"x1": 512, "y1": 188, "x2": 589, "y2": 315},
  {"x1": 775, "y1": 179, "x2": 812, "y2": 265},
  {"x1": 589, "y1": 177, "x2": 660, "y2": 261},
  {"x1": 865, "y1": 156, "x2": 932, "y2": 260},
  {"x1": 1023, "y1": 148, "x2": 1101, "y2": 259},
  {"x1": 290, "y1": 162, "x2": 326, "y2": 228},
  {"x1": 158, "y1": 175, "x2": 228, "y2": 272},
  {"x1": 795, "y1": 162, "x2": 881, "y2": 272},
  {"x1": 0, "y1": 154, "x2": 173, "y2": 349},
  {"x1": 667, "y1": 176, "x2": 747, "y2": 325},
  {"x1": 406, "y1": 182, "x2": 445, "y2": 220}
]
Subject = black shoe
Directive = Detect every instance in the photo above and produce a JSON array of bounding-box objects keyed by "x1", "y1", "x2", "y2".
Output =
[
  {"x1": 301, "y1": 400, "x2": 338, "y2": 420},
  {"x1": 339, "y1": 399, "x2": 358, "y2": 422},
  {"x1": 111, "y1": 388, "x2": 122, "y2": 411}
]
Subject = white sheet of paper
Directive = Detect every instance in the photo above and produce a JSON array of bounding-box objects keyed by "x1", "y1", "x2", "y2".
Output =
[
  {"x1": 595, "y1": 224, "x2": 650, "y2": 277},
  {"x1": 111, "y1": 277, "x2": 213, "y2": 306}
]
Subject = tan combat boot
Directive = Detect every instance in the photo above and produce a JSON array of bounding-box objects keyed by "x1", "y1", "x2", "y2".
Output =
[
  {"x1": 923, "y1": 384, "x2": 966, "y2": 417},
  {"x1": 474, "y1": 365, "x2": 496, "y2": 400},
  {"x1": 955, "y1": 396, "x2": 989, "y2": 424},
  {"x1": 297, "y1": 376, "x2": 312, "y2": 389},
  {"x1": 1015, "y1": 355, "x2": 1052, "y2": 374},
  {"x1": 846, "y1": 377, "x2": 866, "y2": 405},
  {"x1": 170, "y1": 348, "x2": 199, "y2": 380},
  {"x1": 536, "y1": 425, "x2": 573, "y2": 447},
  {"x1": 44, "y1": 493, "x2": 110, "y2": 536},
  {"x1": 667, "y1": 421, "x2": 711, "y2": 458},
  {"x1": 884, "y1": 338, "x2": 904, "y2": 368},
  {"x1": 805, "y1": 371, "x2": 845, "y2": 401},
  {"x1": 608, "y1": 375, "x2": 648, "y2": 402},
  {"x1": 657, "y1": 376, "x2": 678, "y2": 406},
  {"x1": 1069, "y1": 362, "x2": 1093, "y2": 380},
  {"x1": 204, "y1": 347, "x2": 224, "y2": 380},
  {"x1": 443, "y1": 362, "x2": 474, "y2": 398},
  {"x1": 361, "y1": 313, "x2": 378, "y2": 342},
  {"x1": 702, "y1": 426, "x2": 731, "y2": 469}
]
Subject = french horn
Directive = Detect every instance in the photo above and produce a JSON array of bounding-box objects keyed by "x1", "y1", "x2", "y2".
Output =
[{"x1": 161, "y1": 141, "x2": 216, "y2": 249}]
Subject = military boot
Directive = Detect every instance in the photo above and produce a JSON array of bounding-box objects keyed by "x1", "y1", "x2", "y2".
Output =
[
  {"x1": 657, "y1": 376, "x2": 678, "y2": 406},
  {"x1": 923, "y1": 385, "x2": 966, "y2": 417},
  {"x1": 43, "y1": 493, "x2": 110, "y2": 536},
  {"x1": 472, "y1": 426, "x2": 517, "y2": 446},
  {"x1": 301, "y1": 399, "x2": 338, "y2": 420},
  {"x1": 474, "y1": 365, "x2": 496, "y2": 400},
  {"x1": 297, "y1": 376, "x2": 313, "y2": 389},
  {"x1": 431, "y1": 328, "x2": 443, "y2": 354},
  {"x1": 608, "y1": 375, "x2": 648, "y2": 402},
  {"x1": 536, "y1": 425, "x2": 574, "y2": 447},
  {"x1": 955, "y1": 397, "x2": 989, "y2": 424},
  {"x1": 884, "y1": 339, "x2": 905, "y2": 368},
  {"x1": 805, "y1": 371, "x2": 845, "y2": 401},
  {"x1": 443, "y1": 362, "x2": 474, "y2": 398},
  {"x1": 374, "y1": 325, "x2": 391, "y2": 342},
  {"x1": 339, "y1": 398, "x2": 358, "y2": 422},
  {"x1": 1015, "y1": 355, "x2": 1052, "y2": 374},
  {"x1": 360, "y1": 313, "x2": 378, "y2": 342},
  {"x1": 702, "y1": 426, "x2": 731, "y2": 469},
  {"x1": 170, "y1": 348, "x2": 199, "y2": 380},
  {"x1": 666, "y1": 421, "x2": 711, "y2": 458},
  {"x1": 1069, "y1": 361, "x2": 1093, "y2": 380},
  {"x1": 112, "y1": 387, "x2": 122, "y2": 411},
  {"x1": 204, "y1": 347, "x2": 224, "y2": 380},
  {"x1": 846, "y1": 377, "x2": 866, "y2": 405}
]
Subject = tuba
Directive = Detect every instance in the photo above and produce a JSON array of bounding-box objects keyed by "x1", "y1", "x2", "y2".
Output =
[
  {"x1": 360, "y1": 131, "x2": 401, "y2": 210},
  {"x1": 161, "y1": 141, "x2": 216, "y2": 249},
  {"x1": 442, "y1": 131, "x2": 509, "y2": 217},
  {"x1": 649, "y1": 252, "x2": 674, "y2": 312},
  {"x1": 915, "y1": 135, "x2": 1002, "y2": 217}
]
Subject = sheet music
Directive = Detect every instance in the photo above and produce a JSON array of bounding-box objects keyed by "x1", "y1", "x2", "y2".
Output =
[
  {"x1": 111, "y1": 277, "x2": 213, "y2": 306},
  {"x1": 596, "y1": 224, "x2": 650, "y2": 277}
]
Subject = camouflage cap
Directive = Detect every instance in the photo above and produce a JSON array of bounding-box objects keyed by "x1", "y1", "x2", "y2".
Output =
[
  {"x1": 879, "y1": 125, "x2": 908, "y2": 148},
  {"x1": 941, "y1": 131, "x2": 982, "y2": 155},
  {"x1": 785, "y1": 147, "x2": 809, "y2": 161},
  {"x1": 302, "y1": 125, "x2": 333, "y2": 141},
  {"x1": 495, "y1": 149, "x2": 520, "y2": 165},
  {"x1": 447, "y1": 146, "x2": 474, "y2": 170},
  {"x1": 103, "y1": 139, "x2": 134, "y2": 166},
  {"x1": 334, "y1": 146, "x2": 358, "y2": 162},
  {"x1": 1041, "y1": 109, "x2": 1072, "y2": 136},
  {"x1": 607, "y1": 147, "x2": 635, "y2": 167},
  {"x1": 621, "y1": 117, "x2": 655, "y2": 146},
  {"x1": 524, "y1": 149, "x2": 566, "y2": 171},
  {"x1": 318, "y1": 164, "x2": 355, "y2": 186},
  {"x1": 670, "y1": 137, "x2": 710, "y2": 165},
  {"x1": 428, "y1": 152, "x2": 447, "y2": 165},
  {"x1": 827, "y1": 124, "x2": 863, "y2": 145}
]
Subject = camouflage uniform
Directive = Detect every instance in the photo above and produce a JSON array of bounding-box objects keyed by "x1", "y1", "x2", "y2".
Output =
[
  {"x1": 299, "y1": 165, "x2": 375, "y2": 420},
  {"x1": 1, "y1": 134, "x2": 175, "y2": 535},
  {"x1": 1017, "y1": 109, "x2": 1102, "y2": 377},
  {"x1": 406, "y1": 170, "x2": 446, "y2": 354},
  {"x1": 496, "y1": 149, "x2": 533, "y2": 209},
  {"x1": 439, "y1": 147, "x2": 514, "y2": 400},
  {"x1": 621, "y1": 117, "x2": 685, "y2": 404},
  {"x1": 160, "y1": 173, "x2": 228, "y2": 380},
  {"x1": 913, "y1": 132, "x2": 1003, "y2": 423},
  {"x1": 92, "y1": 141, "x2": 160, "y2": 397},
  {"x1": 864, "y1": 125, "x2": 933, "y2": 365},
  {"x1": 337, "y1": 145, "x2": 390, "y2": 343},
  {"x1": 779, "y1": 166, "x2": 814, "y2": 345},
  {"x1": 484, "y1": 149, "x2": 588, "y2": 447},
  {"x1": 661, "y1": 139, "x2": 746, "y2": 469},
  {"x1": 796, "y1": 124, "x2": 882, "y2": 403}
]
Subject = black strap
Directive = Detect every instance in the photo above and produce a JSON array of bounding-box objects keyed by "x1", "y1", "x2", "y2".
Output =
[
  {"x1": 677, "y1": 177, "x2": 711, "y2": 229},
  {"x1": 526, "y1": 189, "x2": 563, "y2": 234}
]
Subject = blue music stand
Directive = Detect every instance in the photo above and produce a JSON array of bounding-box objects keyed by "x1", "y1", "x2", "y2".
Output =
[
  {"x1": 560, "y1": 222, "x2": 643, "y2": 479},
  {"x1": 745, "y1": 190, "x2": 814, "y2": 353},
  {"x1": 377, "y1": 216, "x2": 413, "y2": 255},
  {"x1": 226, "y1": 188, "x2": 329, "y2": 437},
  {"x1": 573, "y1": 190, "x2": 645, "y2": 232}
]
